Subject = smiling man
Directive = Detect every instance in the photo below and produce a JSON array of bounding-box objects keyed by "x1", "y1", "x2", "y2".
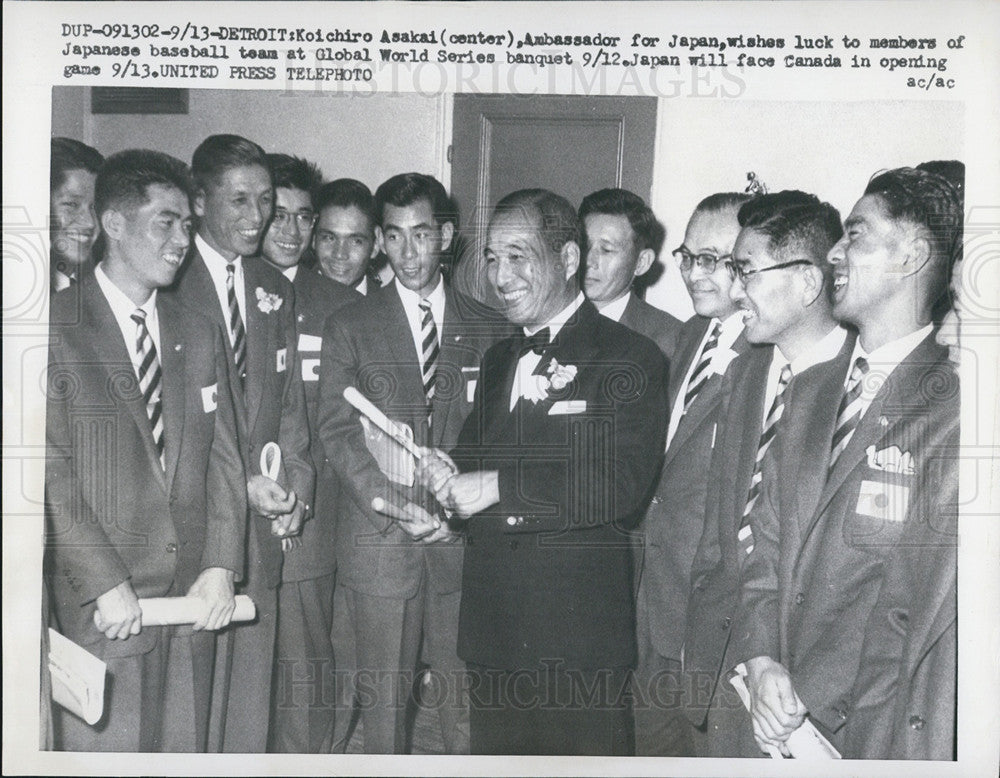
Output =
[
  {"x1": 167, "y1": 134, "x2": 313, "y2": 752},
  {"x1": 734, "y1": 169, "x2": 962, "y2": 759},
  {"x1": 258, "y1": 153, "x2": 359, "y2": 753},
  {"x1": 312, "y1": 178, "x2": 380, "y2": 294},
  {"x1": 46, "y1": 149, "x2": 245, "y2": 751},
  {"x1": 418, "y1": 188, "x2": 669, "y2": 755},
  {"x1": 318, "y1": 172, "x2": 506, "y2": 754},
  {"x1": 579, "y1": 188, "x2": 682, "y2": 358},
  {"x1": 681, "y1": 190, "x2": 849, "y2": 757}
]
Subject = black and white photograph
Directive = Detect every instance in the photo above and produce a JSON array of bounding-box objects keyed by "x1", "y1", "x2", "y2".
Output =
[{"x1": 4, "y1": 2, "x2": 999, "y2": 775}]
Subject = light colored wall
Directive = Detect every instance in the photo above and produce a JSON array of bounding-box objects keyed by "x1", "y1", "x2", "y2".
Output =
[
  {"x1": 52, "y1": 88, "x2": 450, "y2": 193},
  {"x1": 647, "y1": 99, "x2": 964, "y2": 320}
]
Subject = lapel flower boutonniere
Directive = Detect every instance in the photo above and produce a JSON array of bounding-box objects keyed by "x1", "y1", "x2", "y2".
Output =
[
  {"x1": 547, "y1": 359, "x2": 578, "y2": 392},
  {"x1": 708, "y1": 347, "x2": 739, "y2": 378},
  {"x1": 256, "y1": 287, "x2": 283, "y2": 314}
]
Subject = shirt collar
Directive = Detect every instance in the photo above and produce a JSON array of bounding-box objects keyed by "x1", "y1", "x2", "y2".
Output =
[
  {"x1": 356, "y1": 275, "x2": 368, "y2": 296},
  {"x1": 394, "y1": 274, "x2": 445, "y2": 308},
  {"x1": 859, "y1": 324, "x2": 933, "y2": 367},
  {"x1": 281, "y1": 265, "x2": 298, "y2": 282},
  {"x1": 524, "y1": 292, "x2": 586, "y2": 339},
  {"x1": 95, "y1": 263, "x2": 157, "y2": 320},
  {"x1": 778, "y1": 324, "x2": 849, "y2": 376},
  {"x1": 595, "y1": 291, "x2": 631, "y2": 323},
  {"x1": 195, "y1": 232, "x2": 241, "y2": 270},
  {"x1": 715, "y1": 310, "x2": 746, "y2": 350}
]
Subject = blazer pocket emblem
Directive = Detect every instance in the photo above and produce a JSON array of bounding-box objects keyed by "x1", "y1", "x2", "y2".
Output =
[
  {"x1": 302, "y1": 357, "x2": 320, "y2": 382},
  {"x1": 866, "y1": 444, "x2": 915, "y2": 475},
  {"x1": 549, "y1": 400, "x2": 587, "y2": 415},
  {"x1": 276, "y1": 347, "x2": 287, "y2": 373},
  {"x1": 201, "y1": 383, "x2": 218, "y2": 413},
  {"x1": 855, "y1": 479, "x2": 909, "y2": 523}
]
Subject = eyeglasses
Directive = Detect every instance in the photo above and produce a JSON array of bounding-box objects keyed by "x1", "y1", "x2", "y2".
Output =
[
  {"x1": 272, "y1": 209, "x2": 317, "y2": 230},
  {"x1": 725, "y1": 258, "x2": 814, "y2": 283},
  {"x1": 672, "y1": 247, "x2": 731, "y2": 274}
]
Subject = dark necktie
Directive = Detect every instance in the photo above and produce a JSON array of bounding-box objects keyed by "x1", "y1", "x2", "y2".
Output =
[
  {"x1": 829, "y1": 356, "x2": 870, "y2": 471},
  {"x1": 684, "y1": 321, "x2": 722, "y2": 413},
  {"x1": 226, "y1": 263, "x2": 247, "y2": 387},
  {"x1": 419, "y1": 299, "x2": 439, "y2": 407},
  {"x1": 131, "y1": 309, "x2": 165, "y2": 469},
  {"x1": 738, "y1": 363, "x2": 793, "y2": 557}
]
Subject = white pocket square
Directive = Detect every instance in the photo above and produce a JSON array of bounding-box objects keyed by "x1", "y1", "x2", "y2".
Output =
[
  {"x1": 866, "y1": 444, "x2": 915, "y2": 475},
  {"x1": 549, "y1": 400, "x2": 587, "y2": 415}
]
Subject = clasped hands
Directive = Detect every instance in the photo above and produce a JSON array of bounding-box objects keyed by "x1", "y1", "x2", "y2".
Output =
[
  {"x1": 247, "y1": 474, "x2": 305, "y2": 540},
  {"x1": 369, "y1": 448, "x2": 499, "y2": 543},
  {"x1": 744, "y1": 655, "x2": 808, "y2": 756}
]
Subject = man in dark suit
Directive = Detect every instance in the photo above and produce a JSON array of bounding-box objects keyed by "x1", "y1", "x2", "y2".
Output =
[
  {"x1": 419, "y1": 188, "x2": 669, "y2": 755},
  {"x1": 579, "y1": 187, "x2": 682, "y2": 359},
  {"x1": 318, "y1": 173, "x2": 505, "y2": 754},
  {"x1": 165, "y1": 134, "x2": 314, "y2": 752},
  {"x1": 311, "y1": 178, "x2": 381, "y2": 295},
  {"x1": 683, "y1": 191, "x2": 849, "y2": 757},
  {"x1": 258, "y1": 154, "x2": 361, "y2": 752},
  {"x1": 735, "y1": 168, "x2": 962, "y2": 757},
  {"x1": 46, "y1": 149, "x2": 245, "y2": 751},
  {"x1": 631, "y1": 192, "x2": 750, "y2": 756}
]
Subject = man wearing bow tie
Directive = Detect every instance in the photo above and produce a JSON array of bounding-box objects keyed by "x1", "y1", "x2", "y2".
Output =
[
  {"x1": 735, "y1": 168, "x2": 962, "y2": 758},
  {"x1": 46, "y1": 150, "x2": 245, "y2": 751},
  {"x1": 419, "y1": 189, "x2": 669, "y2": 755}
]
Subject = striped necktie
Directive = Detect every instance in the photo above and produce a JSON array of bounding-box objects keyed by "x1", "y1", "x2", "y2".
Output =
[
  {"x1": 419, "y1": 299, "x2": 439, "y2": 411},
  {"x1": 131, "y1": 309, "x2": 165, "y2": 469},
  {"x1": 226, "y1": 263, "x2": 247, "y2": 387},
  {"x1": 738, "y1": 363, "x2": 792, "y2": 557},
  {"x1": 829, "y1": 356, "x2": 870, "y2": 471},
  {"x1": 684, "y1": 321, "x2": 722, "y2": 413}
]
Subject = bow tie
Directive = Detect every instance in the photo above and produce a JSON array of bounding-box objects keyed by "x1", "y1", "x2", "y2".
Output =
[{"x1": 517, "y1": 328, "x2": 551, "y2": 358}]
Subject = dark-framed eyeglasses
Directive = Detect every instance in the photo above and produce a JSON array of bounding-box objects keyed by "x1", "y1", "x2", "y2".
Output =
[
  {"x1": 672, "y1": 246, "x2": 730, "y2": 274},
  {"x1": 272, "y1": 209, "x2": 317, "y2": 230},
  {"x1": 725, "y1": 258, "x2": 814, "y2": 283}
]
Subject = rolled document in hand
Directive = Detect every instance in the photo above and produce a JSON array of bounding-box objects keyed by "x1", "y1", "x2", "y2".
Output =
[
  {"x1": 344, "y1": 386, "x2": 423, "y2": 459},
  {"x1": 138, "y1": 594, "x2": 256, "y2": 626}
]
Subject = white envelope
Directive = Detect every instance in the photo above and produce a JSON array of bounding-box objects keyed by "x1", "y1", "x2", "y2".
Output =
[
  {"x1": 298, "y1": 333, "x2": 322, "y2": 352},
  {"x1": 549, "y1": 400, "x2": 587, "y2": 415},
  {"x1": 856, "y1": 479, "x2": 910, "y2": 523},
  {"x1": 302, "y1": 357, "x2": 320, "y2": 382}
]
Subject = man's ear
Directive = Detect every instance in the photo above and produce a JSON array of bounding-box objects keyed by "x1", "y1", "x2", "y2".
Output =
[
  {"x1": 439, "y1": 221, "x2": 454, "y2": 253},
  {"x1": 375, "y1": 225, "x2": 385, "y2": 254},
  {"x1": 633, "y1": 248, "x2": 656, "y2": 279},
  {"x1": 192, "y1": 188, "x2": 206, "y2": 219},
  {"x1": 369, "y1": 232, "x2": 379, "y2": 260},
  {"x1": 902, "y1": 234, "x2": 933, "y2": 276},
  {"x1": 800, "y1": 262, "x2": 825, "y2": 307},
  {"x1": 561, "y1": 241, "x2": 580, "y2": 280},
  {"x1": 101, "y1": 209, "x2": 125, "y2": 241}
]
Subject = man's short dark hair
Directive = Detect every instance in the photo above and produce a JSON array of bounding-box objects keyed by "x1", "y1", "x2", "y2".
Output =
[
  {"x1": 491, "y1": 189, "x2": 581, "y2": 256},
  {"x1": 315, "y1": 178, "x2": 376, "y2": 225},
  {"x1": 51, "y1": 137, "x2": 103, "y2": 192},
  {"x1": 191, "y1": 134, "x2": 268, "y2": 193},
  {"x1": 916, "y1": 160, "x2": 965, "y2": 208},
  {"x1": 266, "y1": 153, "x2": 322, "y2": 205},
  {"x1": 374, "y1": 173, "x2": 456, "y2": 227},
  {"x1": 578, "y1": 188, "x2": 665, "y2": 255},
  {"x1": 95, "y1": 149, "x2": 192, "y2": 220},
  {"x1": 694, "y1": 191, "x2": 754, "y2": 216},
  {"x1": 738, "y1": 190, "x2": 843, "y2": 266}
]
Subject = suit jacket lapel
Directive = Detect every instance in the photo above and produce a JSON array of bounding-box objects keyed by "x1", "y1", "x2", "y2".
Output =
[
  {"x1": 433, "y1": 286, "x2": 459, "y2": 446},
  {"x1": 667, "y1": 316, "x2": 711, "y2": 406},
  {"x1": 157, "y1": 297, "x2": 186, "y2": 492},
  {"x1": 83, "y1": 278, "x2": 168, "y2": 493}
]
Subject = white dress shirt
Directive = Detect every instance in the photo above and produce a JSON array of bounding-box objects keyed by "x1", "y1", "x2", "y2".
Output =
[
  {"x1": 280, "y1": 265, "x2": 298, "y2": 283},
  {"x1": 595, "y1": 291, "x2": 632, "y2": 323},
  {"x1": 355, "y1": 275, "x2": 368, "y2": 296},
  {"x1": 195, "y1": 233, "x2": 247, "y2": 348},
  {"x1": 847, "y1": 324, "x2": 933, "y2": 421},
  {"x1": 95, "y1": 264, "x2": 161, "y2": 373},
  {"x1": 394, "y1": 275, "x2": 446, "y2": 366},
  {"x1": 761, "y1": 325, "x2": 850, "y2": 430},
  {"x1": 510, "y1": 292, "x2": 586, "y2": 411},
  {"x1": 666, "y1": 311, "x2": 745, "y2": 447}
]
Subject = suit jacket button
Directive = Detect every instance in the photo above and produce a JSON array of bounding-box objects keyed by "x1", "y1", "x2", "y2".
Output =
[
  {"x1": 509, "y1": 540, "x2": 519, "y2": 550},
  {"x1": 835, "y1": 707, "x2": 848, "y2": 721},
  {"x1": 506, "y1": 516, "x2": 517, "y2": 526},
  {"x1": 721, "y1": 617, "x2": 731, "y2": 630},
  {"x1": 795, "y1": 592, "x2": 805, "y2": 605},
  {"x1": 909, "y1": 715, "x2": 925, "y2": 730},
  {"x1": 166, "y1": 542, "x2": 178, "y2": 553}
]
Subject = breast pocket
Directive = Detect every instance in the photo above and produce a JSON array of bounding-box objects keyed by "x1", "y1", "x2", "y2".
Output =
[{"x1": 844, "y1": 478, "x2": 909, "y2": 552}]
